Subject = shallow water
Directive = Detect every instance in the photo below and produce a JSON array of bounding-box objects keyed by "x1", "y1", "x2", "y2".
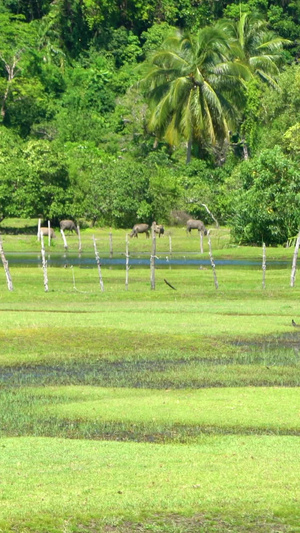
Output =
[{"x1": 4, "y1": 252, "x2": 290, "y2": 269}]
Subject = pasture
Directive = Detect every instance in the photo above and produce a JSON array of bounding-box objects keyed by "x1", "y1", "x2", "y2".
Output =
[{"x1": 0, "y1": 221, "x2": 299, "y2": 532}]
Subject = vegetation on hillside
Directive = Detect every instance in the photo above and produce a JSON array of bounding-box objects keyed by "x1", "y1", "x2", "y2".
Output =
[{"x1": 0, "y1": 1, "x2": 300, "y2": 243}]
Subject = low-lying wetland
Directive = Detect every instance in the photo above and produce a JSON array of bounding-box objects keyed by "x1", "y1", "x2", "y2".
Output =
[{"x1": 1, "y1": 249, "x2": 300, "y2": 532}]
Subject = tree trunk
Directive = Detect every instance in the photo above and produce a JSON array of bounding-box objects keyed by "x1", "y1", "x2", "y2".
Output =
[
  {"x1": 242, "y1": 138, "x2": 249, "y2": 160},
  {"x1": 186, "y1": 139, "x2": 192, "y2": 164}
]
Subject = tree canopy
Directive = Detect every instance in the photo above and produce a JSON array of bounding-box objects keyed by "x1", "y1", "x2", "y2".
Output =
[{"x1": 0, "y1": 0, "x2": 299, "y2": 245}]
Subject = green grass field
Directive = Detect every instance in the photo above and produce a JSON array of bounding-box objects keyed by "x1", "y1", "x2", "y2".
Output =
[{"x1": 0, "y1": 221, "x2": 300, "y2": 532}]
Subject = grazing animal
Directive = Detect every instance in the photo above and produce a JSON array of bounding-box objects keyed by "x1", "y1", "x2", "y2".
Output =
[
  {"x1": 60, "y1": 219, "x2": 78, "y2": 234},
  {"x1": 186, "y1": 219, "x2": 207, "y2": 235},
  {"x1": 130, "y1": 223, "x2": 150, "y2": 238},
  {"x1": 153, "y1": 224, "x2": 165, "y2": 238},
  {"x1": 40, "y1": 227, "x2": 56, "y2": 239}
]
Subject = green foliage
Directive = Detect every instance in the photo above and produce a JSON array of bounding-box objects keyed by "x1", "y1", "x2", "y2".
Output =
[
  {"x1": 83, "y1": 158, "x2": 181, "y2": 226},
  {"x1": 0, "y1": 13, "x2": 50, "y2": 133},
  {"x1": 141, "y1": 22, "x2": 175, "y2": 57},
  {"x1": 0, "y1": 0, "x2": 299, "y2": 234},
  {"x1": 84, "y1": 159, "x2": 151, "y2": 227},
  {"x1": 282, "y1": 123, "x2": 300, "y2": 155},
  {"x1": 240, "y1": 79, "x2": 262, "y2": 154},
  {"x1": 258, "y1": 64, "x2": 300, "y2": 150},
  {"x1": 177, "y1": 158, "x2": 236, "y2": 223},
  {"x1": 105, "y1": 27, "x2": 143, "y2": 67},
  {"x1": 140, "y1": 25, "x2": 248, "y2": 162},
  {"x1": 230, "y1": 146, "x2": 300, "y2": 245},
  {"x1": 0, "y1": 127, "x2": 27, "y2": 219},
  {"x1": 0, "y1": 131, "x2": 74, "y2": 220}
]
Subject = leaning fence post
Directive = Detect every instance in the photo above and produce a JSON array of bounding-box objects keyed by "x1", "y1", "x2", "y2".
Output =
[
  {"x1": 93, "y1": 235, "x2": 104, "y2": 292},
  {"x1": 125, "y1": 233, "x2": 129, "y2": 291},
  {"x1": 109, "y1": 229, "x2": 113, "y2": 259},
  {"x1": 48, "y1": 220, "x2": 51, "y2": 247},
  {"x1": 77, "y1": 225, "x2": 82, "y2": 253},
  {"x1": 0, "y1": 235, "x2": 13, "y2": 291},
  {"x1": 262, "y1": 242, "x2": 266, "y2": 289},
  {"x1": 40, "y1": 233, "x2": 49, "y2": 292},
  {"x1": 207, "y1": 230, "x2": 218, "y2": 290},
  {"x1": 37, "y1": 218, "x2": 41, "y2": 241},
  {"x1": 60, "y1": 229, "x2": 68, "y2": 251},
  {"x1": 150, "y1": 223, "x2": 156, "y2": 290},
  {"x1": 290, "y1": 231, "x2": 300, "y2": 287}
]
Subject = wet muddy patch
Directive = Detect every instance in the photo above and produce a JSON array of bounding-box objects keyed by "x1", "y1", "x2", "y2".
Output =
[{"x1": 1, "y1": 352, "x2": 300, "y2": 389}]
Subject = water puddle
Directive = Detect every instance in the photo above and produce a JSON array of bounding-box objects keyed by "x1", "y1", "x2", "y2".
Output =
[{"x1": 4, "y1": 252, "x2": 291, "y2": 269}]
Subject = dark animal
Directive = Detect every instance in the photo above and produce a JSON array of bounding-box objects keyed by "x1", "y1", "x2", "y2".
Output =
[
  {"x1": 164, "y1": 279, "x2": 176, "y2": 290},
  {"x1": 186, "y1": 219, "x2": 207, "y2": 235},
  {"x1": 60, "y1": 220, "x2": 78, "y2": 234},
  {"x1": 153, "y1": 224, "x2": 165, "y2": 238},
  {"x1": 130, "y1": 224, "x2": 150, "y2": 238},
  {"x1": 292, "y1": 319, "x2": 300, "y2": 327},
  {"x1": 40, "y1": 227, "x2": 56, "y2": 239}
]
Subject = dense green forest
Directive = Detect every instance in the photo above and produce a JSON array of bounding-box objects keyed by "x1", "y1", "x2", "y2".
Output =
[{"x1": 1, "y1": 0, "x2": 300, "y2": 244}]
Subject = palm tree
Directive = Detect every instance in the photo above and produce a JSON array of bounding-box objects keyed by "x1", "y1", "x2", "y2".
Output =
[
  {"x1": 223, "y1": 11, "x2": 288, "y2": 86},
  {"x1": 140, "y1": 25, "x2": 249, "y2": 163},
  {"x1": 221, "y1": 11, "x2": 290, "y2": 158}
]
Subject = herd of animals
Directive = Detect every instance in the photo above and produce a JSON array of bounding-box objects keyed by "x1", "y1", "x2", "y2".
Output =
[{"x1": 39, "y1": 219, "x2": 208, "y2": 239}]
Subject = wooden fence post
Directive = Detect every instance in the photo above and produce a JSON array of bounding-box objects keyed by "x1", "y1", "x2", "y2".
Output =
[
  {"x1": 169, "y1": 234, "x2": 172, "y2": 256},
  {"x1": 290, "y1": 231, "x2": 300, "y2": 287},
  {"x1": 37, "y1": 219, "x2": 41, "y2": 241},
  {"x1": 0, "y1": 235, "x2": 13, "y2": 291},
  {"x1": 150, "y1": 223, "x2": 156, "y2": 290},
  {"x1": 40, "y1": 233, "x2": 49, "y2": 292},
  {"x1": 200, "y1": 231, "x2": 203, "y2": 254},
  {"x1": 48, "y1": 220, "x2": 51, "y2": 247},
  {"x1": 77, "y1": 225, "x2": 82, "y2": 253},
  {"x1": 60, "y1": 229, "x2": 68, "y2": 251},
  {"x1": 207, "y1": 230, "x2": 218, "y2": 290},
  {"x1": 262, "y1": 242, "x2": 266, "y2": 289},
  {"x1": 93, "y1": 235, "x2": 104, "y2": 292},
  {"x1": 125, "y1": 233, "x2": 129, "y2": 291},
  {"x1": 109, "y1": 230, "x2": 113, "y2": 259}
]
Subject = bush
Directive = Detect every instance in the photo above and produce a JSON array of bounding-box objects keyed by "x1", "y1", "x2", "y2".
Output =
[{"x1": 230, "y1": 146, "x2": 300, "y2": 245}]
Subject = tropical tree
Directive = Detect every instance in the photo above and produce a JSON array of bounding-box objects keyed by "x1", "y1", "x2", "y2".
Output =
[
  {"x1": 221, "y1": 11, "x2": 290, "y2": 158},
  {"x1": 230, "y1": 146, "x2": 300, "y2": 245},
  {"x1": 224, "y1": 12, "x2": 287, "y2": 85},
  {"x1": 139, "y1": 25, "x2": 249, "y2": 163}
]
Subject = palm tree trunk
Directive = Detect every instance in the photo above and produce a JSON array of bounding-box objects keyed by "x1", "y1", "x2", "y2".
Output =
[
  {"x1": 242, "y1": 138, "x2": 249, "y2": 160},
  {"x1": 186, "y1": 139, "x2": 192, "y2": 164}
]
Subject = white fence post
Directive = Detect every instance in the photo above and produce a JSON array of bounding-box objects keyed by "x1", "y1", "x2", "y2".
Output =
[
  {"x1": 207, "y1": 230, "x2": 218, "y2": 290},
  {"x1": 290, "y1": 231, "x2": 300, "y2": 287},
  {"x1": 93, "y1": 235, "x2": 104, "y2": 292},
  {"x1": 48, "y1": 220, "x2": 51, "y2": 247},
  {"x1": 0, "y1": 235, "x2": 13, "y2": 291},
  {"x1": 40, "y1": 233, "x2": 49, "y2": 292}
]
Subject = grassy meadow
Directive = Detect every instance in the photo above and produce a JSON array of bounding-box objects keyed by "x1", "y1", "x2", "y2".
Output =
[{"x1": 0, "y1": 220, "x2": 300, "y2": 532}]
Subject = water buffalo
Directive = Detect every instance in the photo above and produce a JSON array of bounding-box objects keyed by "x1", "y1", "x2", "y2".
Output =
[
  {"x1": 153, "y1": 223, "x2": 165, "y2": 238},
  {"x1": 60, "y1": 219, "x2": 78, "y2": 234},
  {"x1": 40, "y1": 227, "x2": 56, "y2": 239},
  {"x1": 130, "y1": 224, "x2": 150, "y2": 238},
  {"x1": 186, "y1": 219, "x2": 207, "y2": 235}
]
